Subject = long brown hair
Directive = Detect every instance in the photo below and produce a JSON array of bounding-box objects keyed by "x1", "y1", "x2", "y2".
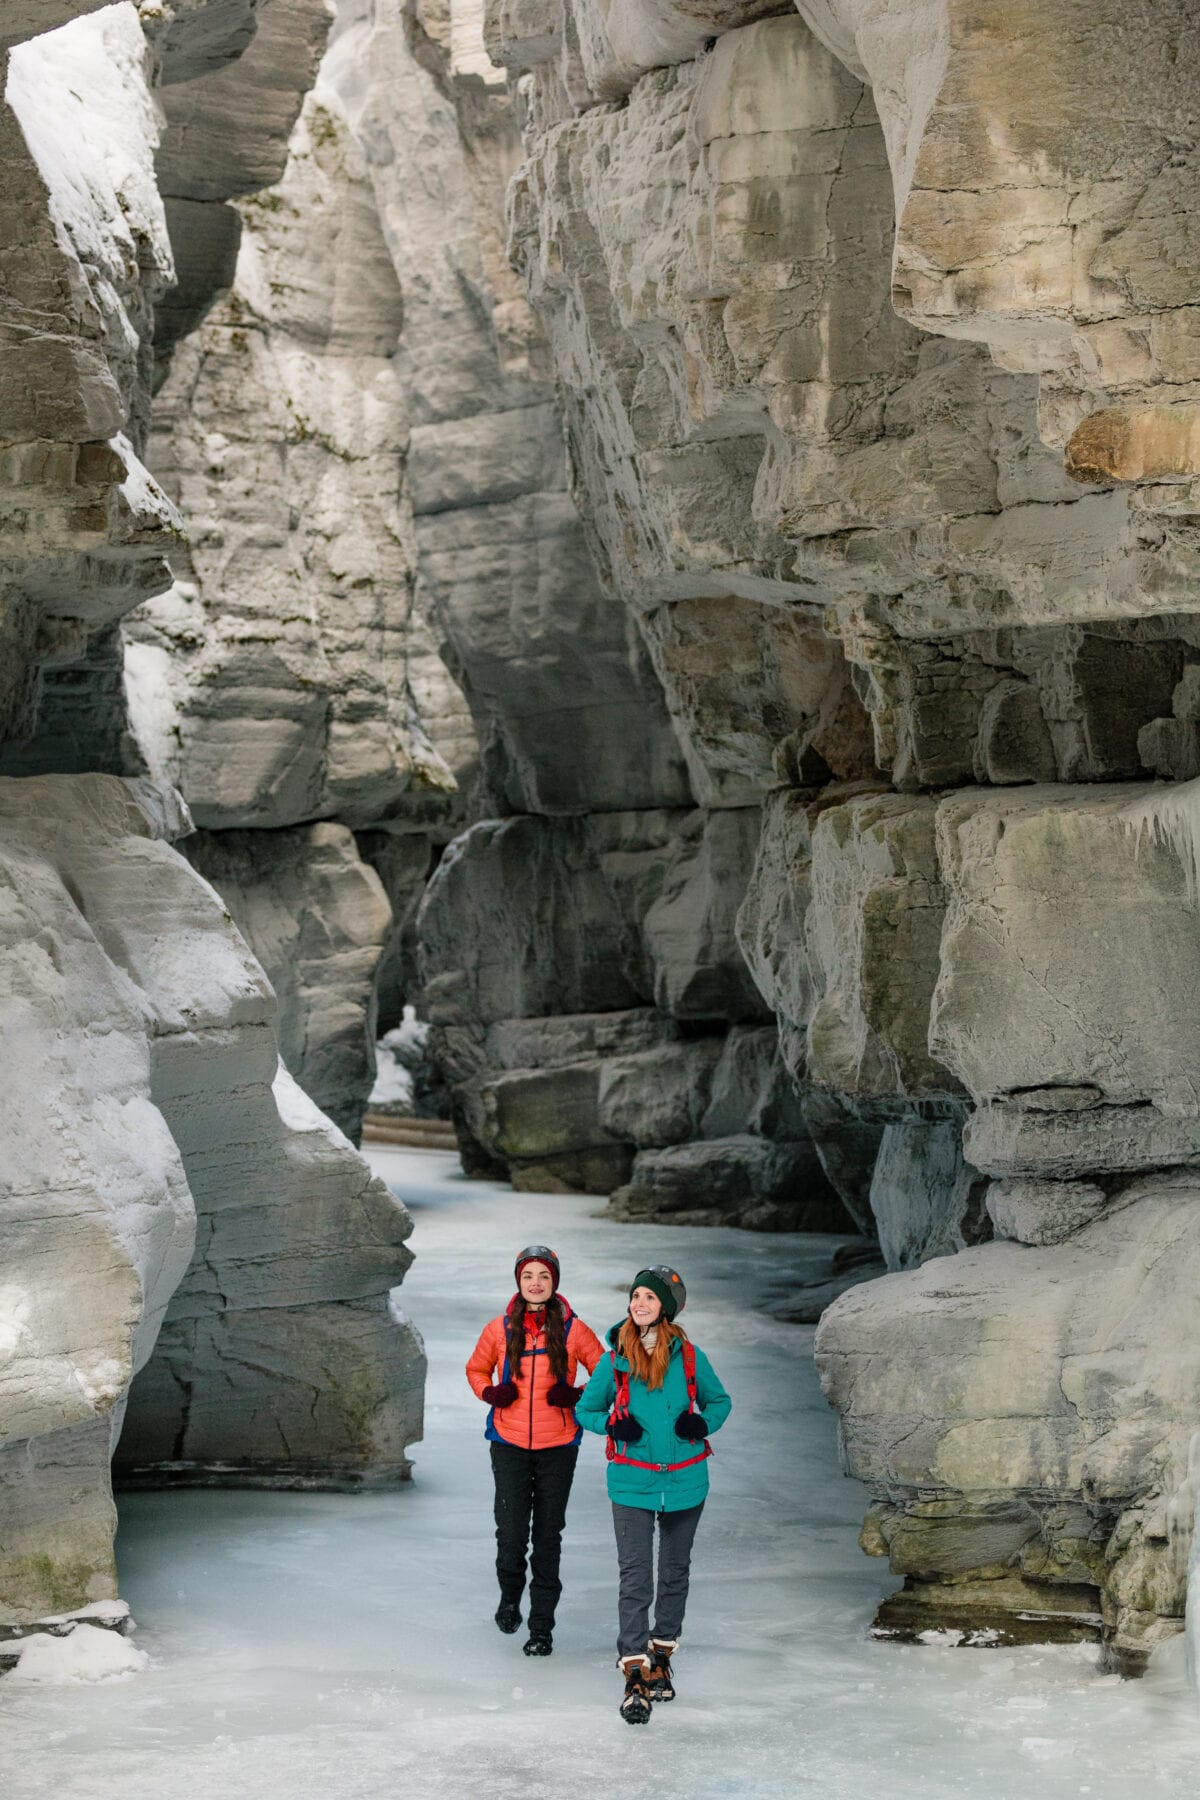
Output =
[
  {"x1": 507, "y1": 1294, "x2": 568, "y2": 1383},
  {"x1": 617, "y1": 1316, "x2": 687, "y2": 1391}
]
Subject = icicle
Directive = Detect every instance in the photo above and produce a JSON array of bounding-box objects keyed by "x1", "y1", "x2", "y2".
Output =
[{"x1": 1121, "y1": 778, "x2": 1200, "y2": 905}]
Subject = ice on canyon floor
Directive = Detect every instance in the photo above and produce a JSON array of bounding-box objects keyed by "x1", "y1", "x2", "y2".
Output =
[{"x1": 2, "y1": 1149, "x2": 1199, "y2": 1797}]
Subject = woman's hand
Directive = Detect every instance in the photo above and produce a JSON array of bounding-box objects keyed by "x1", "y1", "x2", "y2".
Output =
[
  {"x1": 606, "y1": 1414, "x2": 644, "y2": 1443},
  {"x1": 674, "y1": 1411, "x2": 708, "y2": 1441},
  {"x1": 482, "y1": 1382, "x2": 518, "y2": 1408},
  {"x1": 546, "y1": 1380, "x2": 585, "y2": 1407}
]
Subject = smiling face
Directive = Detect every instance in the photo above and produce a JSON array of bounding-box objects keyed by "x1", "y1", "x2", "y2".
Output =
[
  {"x1": 629, "y1": 1286, "x2": 663, "y2": 1329},
  {"x1": 519, "y1": 1261, "x2": 554, "y2": 1305}
]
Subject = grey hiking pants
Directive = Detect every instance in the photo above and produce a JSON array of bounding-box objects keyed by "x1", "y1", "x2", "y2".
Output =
[{"x1": 612, "y1": 1500, "x2": 705, "y2": 1658}]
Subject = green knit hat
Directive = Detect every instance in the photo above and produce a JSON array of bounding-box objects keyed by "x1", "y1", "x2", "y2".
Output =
[{"x1": 630, "y1": 1266, "x2": 686, "y2": 1322}]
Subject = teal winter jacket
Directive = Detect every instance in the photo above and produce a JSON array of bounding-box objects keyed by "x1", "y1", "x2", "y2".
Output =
[{"x1": 576, "y1": 1323, "x2": 732, "y2": 1512}]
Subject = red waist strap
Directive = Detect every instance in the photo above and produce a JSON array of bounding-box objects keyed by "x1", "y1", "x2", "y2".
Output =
[{"x1": 606, "y1": 1442, "x2": 712, "y2": 1473}]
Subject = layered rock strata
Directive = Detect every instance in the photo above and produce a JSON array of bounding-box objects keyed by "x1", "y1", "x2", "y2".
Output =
[
  {"x1": 0, "y1": 775, "x2": 422, "y2": 1628},
  {"x1": 0, "y1": 5, "x2": 181, "y2": 769},
  {"x1": 488, "y1": 0, "x2": 1200, "y2": 1664},
  {"x1": 418, "y1": 799, "x2": 844, "y2": 1225},
  {"x1": 0, "y1": 0, "x2": 430, "y2": 1636}
]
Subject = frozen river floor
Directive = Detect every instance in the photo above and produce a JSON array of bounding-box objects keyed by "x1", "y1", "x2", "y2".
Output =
[{"x1": 3, "y1": 1148, "x2": 1199, "y2": 1798}]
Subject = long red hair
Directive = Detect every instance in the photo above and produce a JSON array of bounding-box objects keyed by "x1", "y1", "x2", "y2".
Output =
[{"x1": 617, "y1": 1316, "x2": 687, "y2": 1391}]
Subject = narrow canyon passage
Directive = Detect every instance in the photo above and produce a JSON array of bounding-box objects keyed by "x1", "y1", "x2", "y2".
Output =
[{"x1": 2, "y1": 1149, "x2": 1195, "y2": 1798}]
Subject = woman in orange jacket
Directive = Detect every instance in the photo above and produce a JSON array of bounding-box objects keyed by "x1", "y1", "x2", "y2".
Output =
[{"x1": 466, "y1": 1245, "x2": 604, "y2": 1656}]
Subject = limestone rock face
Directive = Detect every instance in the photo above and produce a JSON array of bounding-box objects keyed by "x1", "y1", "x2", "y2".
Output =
[
  {"x1": 322, "y1": 0, "x2": 690, "y2": 818},
  {"x1": 156, "y1": 0, "x2": 332, "y2": 202},
  {"x1": 115, "y1": 1065, "x2": 424, "y2": 1488},
  {"x1": 0, "y1": 0, "x2": 439, "y2": 1645},
  {"x1": 0, "y1": 774, "x2": 422, "y2": 1624},
  {"x1": 502, "y1": 1, "x2": 1200, "y2": 810},
  {"x1": 816, "y1": 1174, "x2": 1200, "y2": 1660},
  {"x1": 127, "y1": 84, "x2": 457, "y2": 832},
  {"x1": 419, "y1": 809, "x2": 766, "y2": 1032},
  {"x1": 987, "y1": 1179, "x2": 1108, "y2": 1249},
  {"x1": 793, "y1": 0, "x2": 1200, "y2": 462},
  {"x1": 417, "y1": 812, "x2": 839, "y2": 1201},
  {"x1": 933, "y1": 783, "x2": 1200, "y2": 1173},
  {"x1": 0, "y1": 6, "x2": 181, "y2": 761},
  {"x1": 805, "y1": 793, "x2": 957, "y2": 1104},
  {"x1": 0, "y1": 775, "x2": 195, "y2": 1622},
  {"x1": 186, "y1": 823, "x2": 393, "y2": 1140}
]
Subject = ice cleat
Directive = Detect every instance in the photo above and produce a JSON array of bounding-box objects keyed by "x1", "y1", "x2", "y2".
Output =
[{"x1": 619, "y1": 1654, "x2": 653, "y2": 1725}]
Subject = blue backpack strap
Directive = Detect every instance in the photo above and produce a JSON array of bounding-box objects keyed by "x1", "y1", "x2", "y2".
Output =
[{"x1": 484, "y1": 1340, "x2": 514, "y2": 1442}]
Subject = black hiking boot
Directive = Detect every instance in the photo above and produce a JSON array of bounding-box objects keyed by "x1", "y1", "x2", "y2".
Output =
[
  {"x1": 523, "y1": 1631, "x2": 553, "y2": 1656},
  {"x1": 495, "y1": 1601, "x2": 522, "y2": 1635},
  {"x1": 619, "y1": 1656, "x2": 652, "y2": 1725}
]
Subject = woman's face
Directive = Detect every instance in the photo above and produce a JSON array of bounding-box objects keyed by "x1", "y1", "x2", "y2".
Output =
[
  {"x1": 519, "y1": 1261, "x2": 554, "y2": 1305},
  {"x1": 629, "y1": 1286, "x2": 663, "y2": 1329}
]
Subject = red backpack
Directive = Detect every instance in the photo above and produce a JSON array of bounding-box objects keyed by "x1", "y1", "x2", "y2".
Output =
[{"x1": 605, "y1": 1340, "x2": 713, "y2": 1472}]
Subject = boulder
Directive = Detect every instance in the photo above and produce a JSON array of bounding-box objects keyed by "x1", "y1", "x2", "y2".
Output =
[
  {"x1": 815, "y1": 1173, "x2": 1200, "y2": 1660},
  {"x1": 608, "y1": 1135, "x2": 844, "y2": 1231}
]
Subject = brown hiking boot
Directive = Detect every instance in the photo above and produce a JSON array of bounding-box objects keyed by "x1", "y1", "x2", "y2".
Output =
[
  {"x1": 646, "y1": 1638, "x2": 676, "y2": 1702},
  {"x1": 619, "y1": 1654, "x2": 652, "y2": 1725}
]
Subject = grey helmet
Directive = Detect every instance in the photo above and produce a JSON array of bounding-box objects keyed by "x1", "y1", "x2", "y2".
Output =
[{"x1": 515, "y1": 1245, "x2": 560, "y2": 1291}]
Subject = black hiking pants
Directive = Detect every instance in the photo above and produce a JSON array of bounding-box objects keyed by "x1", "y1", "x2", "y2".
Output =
[{"x1": 490, "y1": 1441, "x2": 579, "y2": 1633}]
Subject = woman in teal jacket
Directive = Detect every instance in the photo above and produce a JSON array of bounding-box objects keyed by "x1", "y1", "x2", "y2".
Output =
[{"x1": 576, "y1": 1264, "x2": 731, "y2": 1725}]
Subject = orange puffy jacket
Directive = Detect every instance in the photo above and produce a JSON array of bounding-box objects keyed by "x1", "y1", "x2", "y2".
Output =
[{"x1": 466, "y1": 1297, "x2": 605, "y2": 1451}]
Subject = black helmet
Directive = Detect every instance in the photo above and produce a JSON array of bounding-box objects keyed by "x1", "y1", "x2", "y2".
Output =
[
  {"x1": 515, "y1": 1245, "x2": 560, "y2": 1291},
  {"x1": 630, "y1": 1265, "x2": 686, "y2": 1321}
]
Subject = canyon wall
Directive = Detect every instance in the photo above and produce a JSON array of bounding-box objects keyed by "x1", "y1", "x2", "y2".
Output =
[
  {"x1": 0, "y1": 0, "x2": 431, "y2": 1632},
  {"x1": 6, "y1": 0, "x2": 1200, "y2": 1678},
  {"x1": 480, "y1": 0, "x2": 1200, "y2": 1667}
]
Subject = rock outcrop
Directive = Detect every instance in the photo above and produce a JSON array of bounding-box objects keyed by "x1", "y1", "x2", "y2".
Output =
[
  {"x1": 0, "y1": 775, "x2": 422, "y2": 1626},
  {"x1": 0, "y1": 4, "x2": 180, "y2": 770}
]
